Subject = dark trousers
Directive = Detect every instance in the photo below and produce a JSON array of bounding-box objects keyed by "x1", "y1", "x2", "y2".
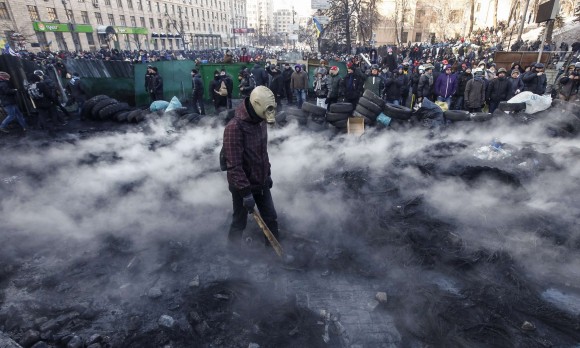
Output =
[
  {"x1": 228, "y1": 187, "x2": 279, "y2": 245},
  {"x1": 192, "y1": 95, "x2": 205, "y2": 115},
  {"x1": 488, "y1": 100, "x2": 500, "y2": 113},
  {"x1": 326, "y1": 97, "x2": 338, "y2": 111},
  {"x1": 37, "y1": 105, "x2": 62, "y2": 131},
  {"x1": 468, "y1": 107, "x2": 482, "y2": 113},
  {"x1": 284, "y1": 82, "x2": 293, "y2": 104}
]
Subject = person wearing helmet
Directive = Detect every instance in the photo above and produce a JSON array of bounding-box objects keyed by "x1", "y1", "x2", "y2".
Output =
[
  {"x1": 417, "y1": 64, "x2": 435, "y2": 102},
  {"x1": 522, "y1": 62, "x2": 547, "y2": 95},
  {"x1": 434, "y1": 64, "x2": 457, "y2": 109},
  {"x1": 363, "y1": 64, "x2": 385, "y2": 97},
  {"x1": 464, "y1": 68, "x2": 486, "y2": 112},
  {"x1": 290, "y1": 64, "x2": 308, "y2": 109},
  {"x1": 486, "y1": 67, "x2": 510, "y2": 112},
  {"x1": 222, "y1": 85, "x2": 280, "y2": 249}
]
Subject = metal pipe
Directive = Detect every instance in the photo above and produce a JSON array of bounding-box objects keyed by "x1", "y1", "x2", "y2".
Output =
[{"x1": 516, "y1": 0, "x2": 532, "y2": 43}]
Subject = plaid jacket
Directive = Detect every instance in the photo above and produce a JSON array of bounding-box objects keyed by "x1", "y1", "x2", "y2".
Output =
[{"x1": 223, "y1": 99, "x2": 271, "y2": 196}]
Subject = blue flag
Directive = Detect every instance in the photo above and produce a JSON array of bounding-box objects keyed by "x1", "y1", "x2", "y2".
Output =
[{"x1": 312, "y1": 17, "x2": 323, "y2": 38}]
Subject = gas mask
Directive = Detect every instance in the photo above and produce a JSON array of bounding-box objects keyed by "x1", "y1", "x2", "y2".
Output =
[{"x1": 249, "y1": 86, "x2": 276, "y2": 124}]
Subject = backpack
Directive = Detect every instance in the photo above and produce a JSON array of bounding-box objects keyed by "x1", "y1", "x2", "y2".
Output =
[
  {"x1": 218, "y1": 80, "x2": 228, "y2": 96},
  {"x1": 27, "y1": 82, "x2": 44, "y2": 100}
]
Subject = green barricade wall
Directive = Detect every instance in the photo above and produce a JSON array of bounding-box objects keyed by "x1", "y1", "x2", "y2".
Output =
[
  {"x1": 83, "y1": 78, "x2": 135, "y2": 105},
  {"x1": 135, "y1": 62, "x2": 255, "y2": 107}
]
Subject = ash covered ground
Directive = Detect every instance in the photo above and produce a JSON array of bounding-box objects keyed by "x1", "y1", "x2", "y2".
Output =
[{"x1": 0, "y1": 104, "x2": 580, "y2": 348}]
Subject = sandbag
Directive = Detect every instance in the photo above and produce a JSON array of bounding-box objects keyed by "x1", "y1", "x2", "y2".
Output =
[
  {"x1": 508, "y1": 91, "x2": 551, "y2": 114},
  {"x1": 150, "y1": 100, "x2": 170, "y2": 112}
]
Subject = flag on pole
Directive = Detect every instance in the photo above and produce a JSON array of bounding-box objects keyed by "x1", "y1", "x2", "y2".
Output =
[
  {"x1": 312, "y1": 17, "x2": 323, "y2": 38},
  {"x1": 3, "y1": 43, "x2": 19, "y2": 56}
]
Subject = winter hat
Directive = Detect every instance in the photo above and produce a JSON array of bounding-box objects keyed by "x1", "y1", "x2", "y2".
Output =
[
  {"x1": 0, "y1": 72, "x2": 10, "y2": 80},
  {"x1": 329, "y1": 66, "x2": 339, "y2": 72},
  {"x1": 214, "y1": 69, "x2": 220, "y2": 75},
  {"x1": 191, "y1": 69, "x2": 198, "y2": 74},
  {"x1": 295, "y1": 65, "x2": 302, "y2": 71},
  {"x1": 497, "y1": 68, "x2": 507, "y2": 74},
  {"x1": 151, "y1": 66, "x2": 158, "y2": 72},
  {"x1": 511, "y1": 69, "x2": 520, "y2": 75}
]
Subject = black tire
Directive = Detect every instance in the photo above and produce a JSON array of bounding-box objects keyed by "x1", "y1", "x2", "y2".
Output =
[
  {"x1": 498, "y1": 101, "x2": 526, "y2": 112},
  {"x1": 301, "y1": 102, "x2": 327, "y2": 117},
  {"x1": 384, "y1": 103, "x2": 412, "y2": 120},
  {"x1": 329, "y1": 102, "x2": 354, "y2": 113},
  {"x1": 82, "y1": 95, "x2": 110, "y2": 119},
  {"x1": 306, "y1": 117, "x2": 327, "y2": 132},
  {"x1": 352, "y1": 111, "x2": 373, "y2": 125},
  {"x1": 444, "y1": 110, "x2": 471, "y2": 121},
  {"x1": 330, "y1": 119, "x2": 348, "y2": 128},
  {"x1": 285, "y1": 107, "x2": 306, "y2": 117},
  {"x1": 134, "y1": 111, "x2": 147, "y2": 123},
  {"x1": 183, "y1": 113, "x2": 202, "y2": 123},
  {"x1": 126, "y1": 109, "x2": 143, "y2": 123},
  {"x1": 99, "y1": 103, "x2": 131, "y2": 120},
  {"x1": 326, "y1": 112, "x2": 350, "y2": 122},
  {"x1": 355, "y1": 104, "x2": 378, "y2": 120},
  {"x1": 470, "y1": 112, "x2": 493, "y2": 122},
  {"x1": 91, "y1": 98, "x2": 118, "y2": 119},
  {"x1": 362, "y1": 90, "x2": 386, "y2": 108},
  {"x1": 116, "y1": 111, "x2": 131, "y2": 122},
  {"x1": 358, "y1": 97, "x2": 382, "y2": 114}
]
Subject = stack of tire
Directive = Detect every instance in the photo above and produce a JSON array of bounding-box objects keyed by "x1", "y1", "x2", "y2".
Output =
[
  {"x1": 443, "y1": 110, "x2": 494, "y2": 122},
  {"x1": 82, "y1": 95, "x2": 146, "y2": 123},
  {"x1": 498, "y1": 101, "x2": 527, "y2": 113},
  {"x1": 285, "y1": 107, "x2": 308, "y2": 126},
  {"x1": 301, "y1": 102, "x2": 328, "y2": 132},
  {"x1": 326, "y1": 102, "x2": 353, "y2": 131},
  {"x1": 353, "y1": 90, "x2": 385, "y2": 125}
]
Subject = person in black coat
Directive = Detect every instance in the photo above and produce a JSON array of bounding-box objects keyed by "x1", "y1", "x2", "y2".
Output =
[
  {"x1": 209, "y1": 69, "x2": 227, "y2": 111},
  {"x1": 522, "y1": 63, "x2": 547, "y2": 95},
  {"x1": 486, "y1": 68, "x2": 511, "y2": 113},
  {"x1": 507, "y1": 69, "x2": 524, "y2": 100},
  {"x1": 250, "y1": 63, "x2": 268, "y2": 87},
  {"x1": 220, "y1": 69, "x2": 234, "y2": 109},
  {"x1": 65, "y1": 72, "x2": 87, "y2": 119},
  {"x1": 191, "y1": 69, "x2": 205, "y2": 115},
  {"x1": 145, "y1": 66, "x2": 163, "y2": 101},
  {"x1": 0, "y1": 72, "x2": 27, "y2": 133},
  {"x1": 454, "y1": 67, "x2": 472, "y2": 110},
  {"x1": 281, "y1": 63, "x2": 294, "y2": 105},
  {"x1": 268, "y1": 66, "x2": 284, "y2": 111},
  {"x1": 28, "y1": 72, "x2": 65, "y2": 133}
]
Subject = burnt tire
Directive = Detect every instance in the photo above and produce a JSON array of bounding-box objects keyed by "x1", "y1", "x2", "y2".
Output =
[
  {"x1": 134, "y1": 111, "x2": 147, "y2": 123},
  {"x1": 498, "y1": 101, "x2": 526, "y2": 112},
  {"x1": 126, "y1": 109, "x2": 143, "y2": 123},
  {"x1": 384, "y1": 103, "x2": 412, "y2": 120},
  {"x1": 116, "y1": 111, "x2": 131, "y2": 122},
  {"x1": 444, "y1": 110, "x2": 471, "y2": 121},
  {"x1": 330, "y1": 119, "x2": 348, "y2": 129},
  {"x1": 82, "y1": 95, "x2": 110, "y2": 119},
  {"x1": 99, "y1": 103, "x2": 131, "y2": 120},
  {"x1": 301, "y1": 102, "x2": 327, "y2": 117},
  {"x1": 306, "y1": 117, "x2": 327, "y2": 132},
  {"x1": 352, "y1": 111, "x2": 373, "y2": 125},
  {"x1": 358, "y1": 97, "x2": 382, "y2": 114},
  {"x1": 91, "y1": 98, "x2": 118, "y2": 119},
  {"x1": 329, "y1": 102, "x2": 354, "y2": 113},
  {"x1": 326, "y1": 112, "x2": 350, "y2": 122},
  {"x1": 355, "y1": 104, "x2": 378, "y2": 120},
  {"x1": 362, "y1": 90, "x2": 386, "y2": 108},
  {"x1": 470, "y1": 112, "x2": 493, "y2": 122}
]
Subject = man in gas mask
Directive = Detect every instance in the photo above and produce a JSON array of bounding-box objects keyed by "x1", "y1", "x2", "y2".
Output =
[{"x1": 222, "y1": 86, "x2": 279, "y2": 248}]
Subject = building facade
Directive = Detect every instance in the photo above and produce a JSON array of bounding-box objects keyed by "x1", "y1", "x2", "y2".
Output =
[
  {"x1": 246, "y1": 0, "x2": 273, "y2": 45},
  {"x1": 273, "y1": 9, "x2": 293, "y2": 34},
  {"x1": 0, "y1": 0, "x2": 248, "y2": 52}
]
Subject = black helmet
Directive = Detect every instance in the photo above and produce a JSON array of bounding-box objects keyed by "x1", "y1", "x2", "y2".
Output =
[
  {"x1": 371, "y1": 64, "x2": 379, "y2": 70},
  {"x1": 33, "y1": 70, "x2": 45, "y2": 77}
]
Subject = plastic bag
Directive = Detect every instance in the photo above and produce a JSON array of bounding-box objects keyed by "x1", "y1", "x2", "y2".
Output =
[
  {"x1": 507, "y1": 91, "x2": 551, "y2": 114},
  {"x1": 376, "y1": 112, "x2": 392, "y2": 126},
  {"x1": 150, "y1": 100, "x2": 170, "y2": 112},
  {"x1": 165, "y1": 96, "x2": 182, "y2": 113},
  {"x1": 435, "y1": 101, "x2": 449, "y2": 111}
]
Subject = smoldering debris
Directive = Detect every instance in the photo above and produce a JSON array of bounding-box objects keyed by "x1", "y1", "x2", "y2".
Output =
[{"x1": 0, "y1": 105, "x2": 580, "y2": 347}]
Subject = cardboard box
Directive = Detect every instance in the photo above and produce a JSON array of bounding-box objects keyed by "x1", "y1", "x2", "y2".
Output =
[{"x1": 348, "y1": 117, "x2": 365, "y2": 135}]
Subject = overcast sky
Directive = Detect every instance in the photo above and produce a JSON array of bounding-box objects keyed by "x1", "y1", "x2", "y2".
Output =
[{"x1": 273, "y1": 0, "x2": 316, "y2": 17}]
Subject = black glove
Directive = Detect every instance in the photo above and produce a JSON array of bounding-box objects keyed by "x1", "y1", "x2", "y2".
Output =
[
  {"x1": 324, "y1": 99, "x2": 329, "y2": 104},
  {"x1": 242, "y1": 194, "x2": 255, "y2": 213},
  {"x1": 266, "y1": 176, "x2": 273, "y2": 189}
]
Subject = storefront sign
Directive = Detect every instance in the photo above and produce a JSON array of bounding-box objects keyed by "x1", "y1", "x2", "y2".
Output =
[
  {"x1": 33, "y1": 21, "x2": 93, "y2": 33},
  {"x1": 114, "y1": 26, "x2": 148, "y2": 35}
]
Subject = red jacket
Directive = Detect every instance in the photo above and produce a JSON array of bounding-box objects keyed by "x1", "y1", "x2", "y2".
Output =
[{"x1": 223, "y1": 99, "x2": 271, "y2": 196}]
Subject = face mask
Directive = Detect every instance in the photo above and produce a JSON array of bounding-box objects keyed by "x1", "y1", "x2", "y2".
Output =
[{"x1": 250, "y1": 86, "x2": 276, "y2": 124}]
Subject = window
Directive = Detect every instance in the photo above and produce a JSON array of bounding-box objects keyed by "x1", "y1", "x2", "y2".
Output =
[
  {"x1": 0, "y1": 2, "x2": 10, "y2": 20},
  {"x1": 108, "y1": 13, "x2": 115, "y2": 25},
  {"x1": 140, "y1": 17, "x2": 145, "y2": 27},
  {"x1": 86, "y1": 32, "x2": 95, "y2": 45},
  {"x1": 142, "y1": 0, "x2": 147, "y2": 11},
  {"x1": 79, "y1": 0, "x2": 85, "y2": 2},
  {"x1": 401, "y1": 32, "x2": 408, "y2": 43},
  {"x1": 157, "y1": 19, "x2": 162, "y2": 28},
  {"x1": 119, "y1": 15, "x2": 126, "y2": 26},
  {"x1": 127, "y1": 0, "x2": 133, "y2": 9},
  {"x1": 172, "y1": 4, "x2": 175, "y2": 14},
  {"x1": 130, "y1": 16, "x2": 136, "y2": 26},
  {"x1": 149, "y1": 17, "x2": 154, "y2": 28},
  {"x1": 164, "y1": 4, "x2": 167, "y2": 13},
  {"x1": 476, "y1": 3, "x2": 481, "y2": 12},
  {"x1": 81, "y1": 11, "x2": 89, "y2": 23},
  {"x1": 95, "y1": 12, "x2": 103, "y2": 24},
  {"x1": 105, "y1": 0, "x2": 111, "y2": 6},
  {"x1": 66, "y1": 9, "x2": 74, "y2": 22},
  {"x1": 47, "y1": 7, "x2": 58, "y2": 21},
  {"x1": 449, "y1": 10, "x2": 461, "y2": 22},
  {"x1": 156, "y1": 2, "x2": 160, "y2": 12},
  {"x1": 117, "y1": 0, "x2": 123, "y2": 8}
]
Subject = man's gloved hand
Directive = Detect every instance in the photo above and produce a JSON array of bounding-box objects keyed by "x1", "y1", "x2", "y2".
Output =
[
  {"x1": 242, "y1": 194, "x2": 255, "y2": 213},
  {"x1": 265, "y1": 176, "x2": 273, "y2": 189}
]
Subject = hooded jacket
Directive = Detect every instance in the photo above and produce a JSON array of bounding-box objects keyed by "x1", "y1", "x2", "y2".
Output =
[
  {"x1": 417, "y1": 73, "x2": 434, "y2": 99},
  {"x1": 250, "y1": 63, "x2": 268, "y2": 87},
  {"x1": 326, "y1": 73, "x2": 342, "y2": 99},
  {"x1": 290, "y1": 70, "x2": 308, "y2": 90},
  {"x1": 522, "y1": 71, "x2": 547, "y2": 95},
  {"x1": 341, "y1": 72, "x2": 363, "y2": 100},
  {"x1": 384, "y1": 74, "x2": 404, "y2": 100},
  {"x1": 434, "y1": 72, "x2": 458, "y2": 99},
  {"x1": 223, "y1": 98, "x2": 271, "y2": 197}
]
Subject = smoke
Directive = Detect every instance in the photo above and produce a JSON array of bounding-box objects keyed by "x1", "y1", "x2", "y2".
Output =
[{"x1": 1, "y1": 109, "x2": 579, "y2": 345}]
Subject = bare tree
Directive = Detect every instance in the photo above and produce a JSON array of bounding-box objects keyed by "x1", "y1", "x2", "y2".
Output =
[
  {"x1": 391, "y1": 0, "x2": 411, "y2": 46},
  {"x1": 493, "y1": 0, "x2": 499, "y2": 28},
  {"x1": 356, "y1": 0, "x2": 382, "y2": 45},
  {"x1": 323, "y1": 0, "x2": 362, "y2": 52},
  {"x1": 0, "y1": 22, "x2": 36, "y2": 50},
  {"x1": 468, "y1": 0, "x2": 476, "y2": 37}
]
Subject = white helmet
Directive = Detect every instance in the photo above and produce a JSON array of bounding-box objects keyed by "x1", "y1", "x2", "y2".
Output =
[{"x1": 418, "y1": 65, "x2": 425, "y2": 73}]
